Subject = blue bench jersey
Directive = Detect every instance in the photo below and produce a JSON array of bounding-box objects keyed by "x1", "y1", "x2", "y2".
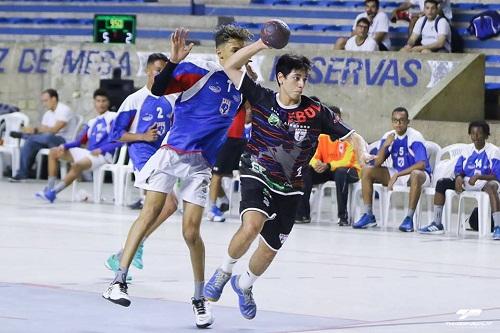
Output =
[
  {"x1": 159, "y1": 60, "x2": 243, "y2": 166},
  {"x1": 64, "y1": 111, "x2": 120, "y2": 155},
  {"x1": 379, "y1": 127, "x2": 431, "y2": 175},
  {"x1": 455, "y1": 143, "x2": 500, "y2": 179},
  {"x1": 112, "y1": 86, "x2": 175, "y2": 170}
]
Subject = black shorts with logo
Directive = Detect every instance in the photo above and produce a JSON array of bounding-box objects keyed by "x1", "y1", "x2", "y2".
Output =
[
  {"x1": 239, "y1": 177, "x2": 301, "y2": 251},
  {"x1": 213, "y1": 137, "x2": 246, "y2": 175}
]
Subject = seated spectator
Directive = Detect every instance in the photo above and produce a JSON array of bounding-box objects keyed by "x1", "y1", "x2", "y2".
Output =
[
  {"x1": 353, "y1": 107, "x2": 431, "y2": 232},
  {"x1": 335, "y1": 0, "x2": 390, "y2": 51},
  {"x1": 345, "y1": 18, "x2": 379, "y2": 52},
  {"x1": 9, "y1": 89, "x2": 75, "y2": 181},
  {"x1": 419, "y1": 121, "x2": 500, "y2": 240},
  {"x1": 400, "y1": 0, "x2": 451, "y2": 53},
  {"x1": 295, "y1": 106, "x2": 360, "y2": 225},
  {"x1": 391, "y1": 0, "x2": 452, "y2": 34},
  {"x1": 35, "y1": 89, "x2": 121, "y2": 203}
]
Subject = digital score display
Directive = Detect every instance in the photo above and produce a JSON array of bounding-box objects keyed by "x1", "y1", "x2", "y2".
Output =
[{"x1": 93, "y1": 15, "x2": 136, "y2": 44}]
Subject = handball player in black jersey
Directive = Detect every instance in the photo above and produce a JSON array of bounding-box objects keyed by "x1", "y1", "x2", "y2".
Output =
[{"x1": 204, "y1": 38, "x2": 372, "y2": 319}]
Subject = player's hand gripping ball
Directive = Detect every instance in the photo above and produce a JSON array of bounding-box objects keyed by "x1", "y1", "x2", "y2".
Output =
[{"x1": 260, "y1": 19, "x2": 291, "y2": 49}]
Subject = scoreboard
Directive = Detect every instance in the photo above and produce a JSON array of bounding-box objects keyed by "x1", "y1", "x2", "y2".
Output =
[{"x1": 93, "y1": 15, "x2": 136, "y2": 44}]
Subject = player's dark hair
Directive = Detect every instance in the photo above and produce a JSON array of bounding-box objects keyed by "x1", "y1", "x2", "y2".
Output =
[
  {"x1": 468, "y1": 120, "x2": 490, "y2": 136},
  {"x1": 329, "y1": 105, "x2": 341, "y2": 116},
  {"x1": 214, "y1": 25, "x2": 253, "y2": 48},
  {"x1": 365, "y1": 0, "x2": 379, "y2": 8},
  {"x1": 93, "y1": 88, "x2": 109, "y2": 100},
  {"x1": 356, "y1": 18, "x2": 371, "y2": 26},
  {"x1": 42, "y1": 88, "x2": 58, "y2": 101},
  {"x1": 392, "y1": 106, "x2": 409, "y2": 119},
  {"x1": 147, "y1": 53, "x2": 168, "y2": 65},
  {"x1": 275, "y1": 54, "x2": 311, "y2": 84},
  {"x1": 424, "y1": 0, "x2": 439, "y2": 7}
]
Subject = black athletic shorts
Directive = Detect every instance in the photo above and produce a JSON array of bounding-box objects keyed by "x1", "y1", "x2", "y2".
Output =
[
  {"x1": 213, "y1": 137, "x2": 246, "y2": 175},
  {"x1": 239, "y1": 177, "x2": 301, "y2": 251}
]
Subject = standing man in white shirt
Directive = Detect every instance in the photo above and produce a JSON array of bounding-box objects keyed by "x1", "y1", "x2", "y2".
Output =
[
  {"x1": 401, "y1": 0, "x2": 451, "y2": 53},
  {"x1": 335, "y1": 0, "x2": 391, "y2": 51},
  {"x1": 10, "y1": 89, "x2": 75, "y2": 181},
  {"x1": 345, "y1": 18, "x2": 380, "y2": 52}
]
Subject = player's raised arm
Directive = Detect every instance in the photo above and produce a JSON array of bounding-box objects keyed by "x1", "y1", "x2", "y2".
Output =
[
  {"x1": 224, "y1": 39, "x2": 269, "y2": 87},
  {"x1": 151, "y1": 27, "x2": 194, "y2": 96}
]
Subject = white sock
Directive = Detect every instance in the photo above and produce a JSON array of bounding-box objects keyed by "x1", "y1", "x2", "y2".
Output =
[
  {"x1": 221, "y1": 253, "x2": 238, "y2": 273},
  {"x1": 493, "y1": 211, "x2": 500, "y2": 228},
  {"x1": 238, "y1": 269, "x2": 259, "y2": 290}
]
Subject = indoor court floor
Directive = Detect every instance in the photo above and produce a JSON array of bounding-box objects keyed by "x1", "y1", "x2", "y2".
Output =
[{"x1": 1, "y1": 180, "x2": 499, "y2": 333}]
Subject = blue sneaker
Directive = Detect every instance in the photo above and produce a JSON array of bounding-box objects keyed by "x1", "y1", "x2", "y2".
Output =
[
  {"x1": 399, "y1": 216, "x2": 414, "y2": 232},
  {"x1": 230, "y1": 275, "x2": 256, "y2": 320},
  {"x1": 132, "y1": 243, "x2": 144, "y2": 269},
  {"x1": 204, "y1": 268, "x2": 231, "y2": 302},
  {"x1": 493, "y1": 226, "x2": 500, "y2": 240},
  {"x1": 418, "y1": 221, "x2": 444, "y2": 234},
  {"x1": 208, "y1": 205, "x2": 225, "y2": 222},
  {"x1": 352, "y1": 213, "x2": 377, "y2": 229},
  {"x1": 35, "y1": 187, "x2": 56, "y2": 203}
]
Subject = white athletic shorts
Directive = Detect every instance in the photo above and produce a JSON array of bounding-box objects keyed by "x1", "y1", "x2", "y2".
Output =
[
  {"x1": 388, "y1": 167, "x2": 431, "y2": 187},
  {"x1": 134, "y1": 147, "x2": 211, "y2": 207},
  {"x1": 463, "y1": 177, "x2": 500, "y2": 191},
  {"x1": 68, "y1": 147, "x2": 112, "y2": 170}
]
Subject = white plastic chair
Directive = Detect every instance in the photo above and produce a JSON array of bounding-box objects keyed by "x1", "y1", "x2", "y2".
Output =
[
  {"x1": 313, "y1": 181, "x2": 356, "y2": 223},
  {"x1": 0, "y1": 112, "x2": 30, "y2": 178},
  {"x1": 225, "y1": 170, "x2": 241, "y2": 216},
  {"x1": 36, "y1": 114, "x2": 84, "y2": 179},
  {"x1": 456, "y1": 191, "x2": 492, "y2": 238},
  {"x1": 383, "y1": 141, "x2": 441, "y2": 229},
  {"x1": 93, "y1": 145, "x2": 128, "y2": 205}
]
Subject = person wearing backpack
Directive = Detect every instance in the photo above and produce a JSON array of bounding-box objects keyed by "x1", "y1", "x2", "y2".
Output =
[
  {"x1": 401, "y1": 0, "x2": 451, "y2": 53},
  {"x1": 419, "y1": 121, "x2": 500, "y2": 240}
]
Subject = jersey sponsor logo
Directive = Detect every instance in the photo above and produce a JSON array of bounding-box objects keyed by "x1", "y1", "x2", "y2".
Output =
[
  {"x1": 142, "y1": 114, "x2": 153, "y2": 122},
  {"x1": 209, "y1": 85, "x2": 221, "y2": 93},
  {"x1": 219, "y1": 98, "x2": 232, "y2": 115},
  {"x1": 279, "y1": 233, "x2": 289, "y2": 244},
  {"x1": 294, "y1": 128, "x2": 308, "y2": 142},
  {"x1": 268, "y1": 113, "x2": 281, "y2": 127},
  {"x1": 287, "y1": 106, "x2": 318, "y2": 123}
]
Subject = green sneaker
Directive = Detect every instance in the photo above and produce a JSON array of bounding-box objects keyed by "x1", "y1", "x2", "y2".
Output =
[
  {"x1": 105, "y1": 254, "x2": 120, "y2": 272},
  {"x1": 104, "y1": 253, "x2": 132, "y2": 281},
  {"x1": 132, "y1": 243, "x2": 144, "y2": 270}
]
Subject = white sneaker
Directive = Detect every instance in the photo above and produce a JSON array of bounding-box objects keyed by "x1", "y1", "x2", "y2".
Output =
[
  {"x1": 192, "y1": 297, "x2": 214, "y2": 328},
  {"x1": 102, "y1": 282, "x2": 131, "y2": 307}
]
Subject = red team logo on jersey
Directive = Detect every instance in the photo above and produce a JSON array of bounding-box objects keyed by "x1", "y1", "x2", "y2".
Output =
[{"x1": 287, "y1": 105, "x2": 319, "y2": 123}]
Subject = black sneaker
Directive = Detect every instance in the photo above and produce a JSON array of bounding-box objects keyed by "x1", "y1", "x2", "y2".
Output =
[
  {"x1": 192, "y1": 297, "x2": 214, "y2": 328},
  {"x1": 9, "y1": 131, "x2": 23, "y2": 139},
  {"x1": 9, "y1": 175, "x2": 27, "y2": 183},
  {"x1": 294, "y1": 216, "x2": 311, "y2": 224},
  {"x1": 128, "y1": 199, "x2": 143, "y2": 210},
  {"x1": 338, "y1": 217, "x2": 349, "y2": 226}
]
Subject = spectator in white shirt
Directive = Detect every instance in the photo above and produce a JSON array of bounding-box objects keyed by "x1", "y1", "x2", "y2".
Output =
[
  {"x1": 345, "y1": 18, "x2": 380, "y2": 52},
  {"x1": 401, "y1": 0, "x2": 451, "y2": 53},
  {"x1": 335, "y1": 0, "x2": 391, "y2": 51},
  {"x1": 10, "y1": 89, "x2": 76, "y2": 181}
]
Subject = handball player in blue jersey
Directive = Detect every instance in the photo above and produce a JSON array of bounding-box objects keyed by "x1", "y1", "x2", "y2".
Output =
[
  {"x1": 104, "y1": 53, "x2": 178, "y2": 276},
  {"x1": 204, "y1": 38, "x2": 372, "y2": 320},
  {"x1": 102, "y1": 26, "x2": 252, "y2": 329}
]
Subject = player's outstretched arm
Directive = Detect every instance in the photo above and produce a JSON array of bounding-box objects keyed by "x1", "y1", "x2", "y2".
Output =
[
  {"x1": 224, "y1": 39, "x2": 269, "y2": 86},
  {"x1": 346, "y1": 132, "x2": 374, "y2": 168}
]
